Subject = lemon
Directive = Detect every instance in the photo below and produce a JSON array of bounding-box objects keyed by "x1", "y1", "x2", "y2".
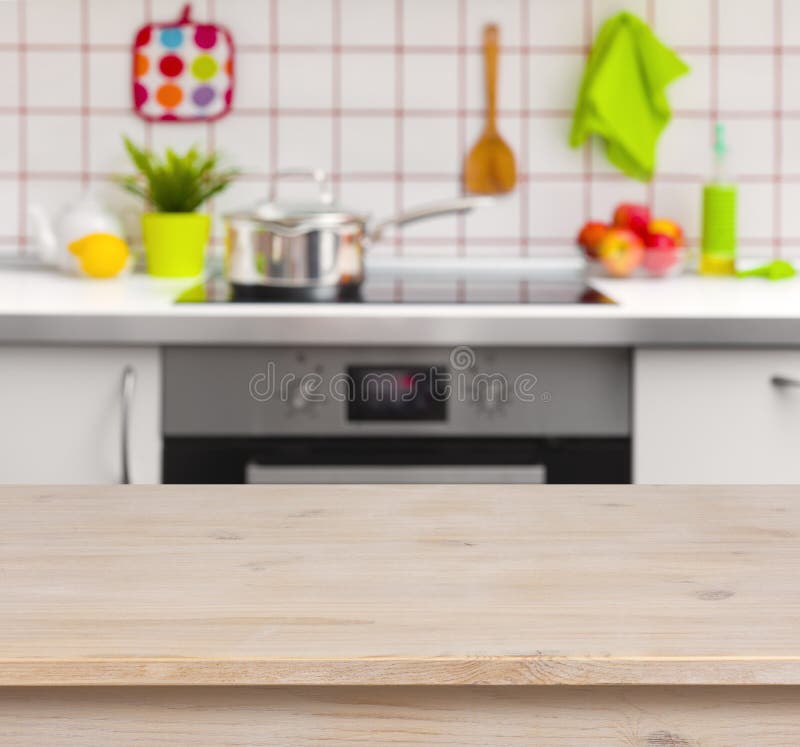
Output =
[{"x1": 68, "y1": 233, "x2": 130, "y2": 278}]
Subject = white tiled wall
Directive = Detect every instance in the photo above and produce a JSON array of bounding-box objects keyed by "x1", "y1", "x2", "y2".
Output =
[{"x1": 0, "y1": 0, "x2": 794, "y2": 259}]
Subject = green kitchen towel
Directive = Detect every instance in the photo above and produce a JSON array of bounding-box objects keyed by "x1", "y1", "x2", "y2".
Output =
[{"x1": 569, "y1": 12, "x2": 689, "y2": 181}]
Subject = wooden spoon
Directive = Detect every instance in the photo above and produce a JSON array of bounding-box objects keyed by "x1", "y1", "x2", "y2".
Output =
[{"x1": 464, "y1": 24, "x2": 517, "y2": 195}]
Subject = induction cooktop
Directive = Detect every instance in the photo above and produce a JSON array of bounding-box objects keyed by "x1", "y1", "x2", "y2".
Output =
[{"x1": 175, "y1": 276, "x2": 615, "y2": 305}]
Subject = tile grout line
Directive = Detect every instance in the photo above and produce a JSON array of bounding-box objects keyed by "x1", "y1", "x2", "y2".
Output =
[
  {"x1": 17, "y1": 0, "x2": 27, "y2": 254},
  {"x1": 456, "y1": 0, "x2": 466, "y2": 303},
  {"x1": 519, "y1": 0, "x2": 530, "y2": 258},
  {"x1": 332, "y1": 0, "x2": 342, "y2": 199},
  {"x1": 393, "y1": 0, "x2": 404, "y2": 301},
  {"x1": 646, "y1": 0, "x2": 655, "y2": 209},
  {"x1": 143, "y1": 0, "x2": 153, "y2": 150},
  {"x1": 0, "y1": 234, "x2": 790, "y2": 248},
  {"x1": 3, "y1": 171, "x2": 793, "y2": 184},
  {"x1": 582, "y1": 0, "x2": 593, "y2": 224},
  {"x1": 4, "y1": 106, "x2": 793, "y2": 120},
  {"x1": 518, "y1": 0, "x2": 530, "y2": 303},
  {"x1": 708, "y1": 0, "x2": 718, "y2": 268},
  {"x1": 6, "y1": 41, "x2": 800, "y2": 55},
  {"x1": 269, "y1": 0, "x2": 279, "y2": 176},
  {"x1": 206, "y1": 0, "x2": 217, "y2": 239},
  {"x1": 774, "y1": 0, "x2": 783, "y2": 259},
  {"x1": 206, "y1": 0, "x2": 217, "y2": 156},
  {"x1": 710, "y1": 0, "x2": 719, "y2": 139},
  {"x1": 80, "y1": 0, "x2": 90, "y2": 190}
]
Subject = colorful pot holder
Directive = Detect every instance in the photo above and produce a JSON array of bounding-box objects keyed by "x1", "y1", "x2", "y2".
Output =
[{"x1": 132, "y1": 4, "x2": 234, "y2": 122}]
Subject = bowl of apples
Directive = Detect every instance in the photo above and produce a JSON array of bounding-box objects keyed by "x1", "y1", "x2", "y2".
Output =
[{"x1": 577, "y1": 204, "x2": 686, "y2": 279}]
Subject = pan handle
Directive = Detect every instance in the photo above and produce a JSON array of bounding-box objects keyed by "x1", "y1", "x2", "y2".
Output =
[{"x1": 370, "y1": 196, "x2": 496, "y2": 243}]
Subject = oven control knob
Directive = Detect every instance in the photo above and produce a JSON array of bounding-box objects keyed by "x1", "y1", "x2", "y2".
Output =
[
  {"x1": 476, "y1": 378, "x2": 507, "y2": 414},
  {"x1": 288, "y1": 379, "x2": 318, "y2": 412},
  {"x1": 290, "y1": 388, "x2": 307, "y2": 411}
]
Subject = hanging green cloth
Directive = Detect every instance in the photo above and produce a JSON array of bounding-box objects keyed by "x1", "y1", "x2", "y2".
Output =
[{"x1": 569, "y1": 12, "x2": 689, "y2": 181}]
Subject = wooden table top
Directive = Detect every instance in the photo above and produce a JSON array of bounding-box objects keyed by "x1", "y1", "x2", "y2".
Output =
[{"x1": 2, "y1": 484, "x2": 800, "y2": 686}]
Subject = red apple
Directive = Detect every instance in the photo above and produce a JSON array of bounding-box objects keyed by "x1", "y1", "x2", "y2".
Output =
[
  {"x1": 643, "y1": 247, "x2": 680, "y2": 277},
  {"x1": 598, "y1": 228, "x2": 644, "y2": 277},
  {"x1": 613, "y1": 203, "x2": 651, "y2": 238},
  {"x1": 644, "y1": 232, "x2": 676, "y2": 251},
  {"x1": 577, "y1": 221, "x2": 609, "y2": 259},
  {"x1": 647, "y1": 218, "x2": 685, "y2": 246}
]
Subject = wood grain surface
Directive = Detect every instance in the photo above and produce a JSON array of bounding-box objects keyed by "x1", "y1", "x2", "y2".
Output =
[
  {"x1": 2, "y1": 484, "x2": 800, "y2": 686},
  {"x1": 2, "y1": 686, "x2": 800, "y2": 746}
]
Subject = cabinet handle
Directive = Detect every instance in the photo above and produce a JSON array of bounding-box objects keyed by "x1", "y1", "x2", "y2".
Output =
[
  {"x1": 120, "y1": 365, "x2": 136, "y2": 484},
  {"x1": 771, "y1": 375, "x2": 800, "y2": 389}
]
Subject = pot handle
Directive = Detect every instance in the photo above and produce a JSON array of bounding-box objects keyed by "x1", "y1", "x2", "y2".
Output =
[
  {"x1": 269, "y1": 168, "x2": 333, "y2": 205},
  {"x1": 370, "y1": 196, "x2": 495, "y2": 243}
]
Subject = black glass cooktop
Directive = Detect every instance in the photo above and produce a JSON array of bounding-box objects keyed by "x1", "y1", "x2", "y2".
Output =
[{"x1": 176, "y1": 277, "x2": 614, "y2": 305}]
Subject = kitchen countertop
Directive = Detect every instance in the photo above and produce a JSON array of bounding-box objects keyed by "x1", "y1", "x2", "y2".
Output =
[
  {"x1": 2, "y1": 483, "x2": 800, "y2": 687},
  {"x1": 2, "y1": 259, "x2": 800, "y2": 345}
]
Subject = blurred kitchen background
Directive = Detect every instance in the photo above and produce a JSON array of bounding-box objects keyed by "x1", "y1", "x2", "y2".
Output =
[{"x1": 1, "y1": 0, "x2": 795, "y2": 263}]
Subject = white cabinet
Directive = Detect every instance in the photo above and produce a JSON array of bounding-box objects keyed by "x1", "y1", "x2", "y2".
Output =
[
  {"x1": 0, "y1": 346, "x2": 161, "y2": 484},
  {"x1": 634, "y1": 348, "x2": 800, "y2": 484}
]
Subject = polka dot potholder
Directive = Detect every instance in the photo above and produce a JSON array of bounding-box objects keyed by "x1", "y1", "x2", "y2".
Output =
[{"x1": 132, "y1": 4, "x2": 234, "y2": 122}]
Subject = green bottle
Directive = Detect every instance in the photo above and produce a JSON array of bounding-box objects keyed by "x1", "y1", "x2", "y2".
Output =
[{"x1": 700, "y1": 123, "x2": 737, "y2": 275}]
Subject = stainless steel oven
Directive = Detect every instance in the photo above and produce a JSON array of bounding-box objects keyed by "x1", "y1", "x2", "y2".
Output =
[{"x1": 163, "y1": 346, "x2": 631, "y2": 484}]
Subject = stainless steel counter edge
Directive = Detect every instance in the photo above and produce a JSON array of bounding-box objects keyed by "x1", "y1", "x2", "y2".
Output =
[{"x1": 2, "y1": 312, "x2": 800, "y2": 346}]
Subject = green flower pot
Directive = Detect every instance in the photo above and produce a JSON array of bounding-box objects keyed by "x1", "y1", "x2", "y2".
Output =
[{"x1": 142, "y1": 212, "x2": 210, "y2": 277}]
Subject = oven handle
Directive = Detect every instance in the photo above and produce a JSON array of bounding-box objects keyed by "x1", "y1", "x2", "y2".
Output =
[
  {"x1": 120, "y1": 365, "x2": 136, "y2": 485},
  {"x1": 245, "y1": 463, "x2": 547, "y2": 484}
]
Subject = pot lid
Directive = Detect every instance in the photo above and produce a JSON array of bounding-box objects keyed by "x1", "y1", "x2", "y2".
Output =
[{"x1": 227, "y1": 169, "x2": 367, "y2": 227}]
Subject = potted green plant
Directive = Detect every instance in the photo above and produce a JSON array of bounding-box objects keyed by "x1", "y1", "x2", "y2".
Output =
[{"x1": 117, "y1": 138, "x2": 238, "y2": 277}]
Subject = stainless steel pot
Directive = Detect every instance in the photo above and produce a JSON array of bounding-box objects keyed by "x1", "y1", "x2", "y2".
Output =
[{"x1": 223, "y1": 169, "x2": 493, "y2": 300}]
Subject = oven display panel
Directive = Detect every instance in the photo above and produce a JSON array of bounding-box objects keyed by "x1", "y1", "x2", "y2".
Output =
[{"x1": 347, "y1": 366, "x2": 448, "y2": 421}]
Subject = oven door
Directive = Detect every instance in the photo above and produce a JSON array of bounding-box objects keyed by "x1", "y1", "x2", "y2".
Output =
[{"x1": 163, "y1": 436, "x2": 630, "y2": 484}]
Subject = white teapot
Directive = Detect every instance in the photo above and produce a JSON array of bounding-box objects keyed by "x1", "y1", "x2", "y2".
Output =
[{"x1": 29, "y1": 193, "x2": 124, "y2": 273}]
